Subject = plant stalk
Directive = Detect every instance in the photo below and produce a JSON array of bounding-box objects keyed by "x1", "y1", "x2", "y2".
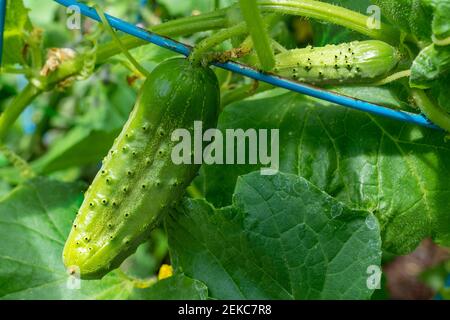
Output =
[{"x1": 257, "y1": 0, "x2": 400, "y2": 44}]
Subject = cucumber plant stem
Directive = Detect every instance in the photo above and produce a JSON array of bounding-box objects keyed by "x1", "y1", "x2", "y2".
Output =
[
  {"x1": 257, "y1": 0, "x2": 400, "y2": 44},
  {"x1": 239, "y1": 0, "x2": 275, "y2": 71},
  {"x1": 189, "y1": 22, "x2": 248, "y2": 63},
  {"x1": 0, "y1": 84, "x2": 41, "y2": 141},
  {"x1": 411, "y1": 89, "x2": 450, "y2": 133},
  {"x1": 95, "y1": 5, "x2": 150, "y2": 77}
]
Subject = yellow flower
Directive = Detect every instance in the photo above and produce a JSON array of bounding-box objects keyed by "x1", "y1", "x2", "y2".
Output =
[{"x1": 158, "y1": 264, "x2": 173, "y2": 280}]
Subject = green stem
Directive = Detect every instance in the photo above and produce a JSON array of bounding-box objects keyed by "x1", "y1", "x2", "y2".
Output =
[
  {"x1": 0, "y1": 67, "x2": 32, "y2": 76},
  {"x1": 432, "y1": 35, "x2": 450, "y2": 46},
  {"x1": 189, "y1": 22, "x2": 248, "y2": 63},
  {"x1": 239, "y1": 0, "x2": 275, "y2": 70},
  {"x1": 187, "y1": 184, "x2": 203, "y2": 199},
  {"x1": 411, "y1": 89, "x2": 450, "y2": 133},
  {"x1": 0, "y1": 144, "x2": 36, "y2": 178},
  {"x1": 95, "y1": 10, "x2": 228, "y2": 64},
  {"x1": 257, "y1": 0, "x2": 400, "y2": 44},
  {"x1": 0, "y1": 84, "x2": 42, "y2": 141},
  {"x1": 95, "y1": 5, "x2": 150, "y2": 77},
  {"x1": 221, "y1": 81, "x2": 274, "y2": 108},
  {"x1": 373, "y1": 70, "x2": 411, "y2": 86}
]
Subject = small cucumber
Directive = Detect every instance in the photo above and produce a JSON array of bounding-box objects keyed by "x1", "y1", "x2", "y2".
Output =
[
  {"x1": 63, "y1": 58, "x2": 220, "y2": 279},
  {"x1": 273, "y1": 40, "x2": 400, "y2": 84}
]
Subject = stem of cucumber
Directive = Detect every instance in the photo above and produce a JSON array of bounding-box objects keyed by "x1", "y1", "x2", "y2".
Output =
[
  {"x1": 411, "y1": 89, "x2": 450, "y2": 133},
  {"x1": 238, "y1": 0, "x2": 275, "y2": 71},
  {"x1": 189, "y1": 22, "x2": 248, "y2": 65},
  {"x1": 257, "y1": 0, "x2": 400, "y2": 44},
  {"x1": 95, "y1": 5, "x2": 150, "y2": 77},
  {"x1": 0, "y1": 84, "x2": 41, "y2": 141}
]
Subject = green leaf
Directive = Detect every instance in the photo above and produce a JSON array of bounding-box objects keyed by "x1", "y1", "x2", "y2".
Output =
[
  {"x1": 330, "y1": 85, "x2": 408, "y2": 110},
  {"x1": 0, "y1": 178, "x2": 134, "y2": 299},
  {"x1": 121, "y1": 229, "x2": 168, "y2": 279},
  {"x1": 203, "y1": 92, "x2": 450, "y2": 254},
  {"x1": 371, "y1": 0, "x2": 433, "y2": 42},
  {"x1": 2, "y1": 0, "x2": 33, "y2": 66},
  {"x1": 168, "y1": 172, "x2": 381, "y2": 300},
  {"x1": 32, "y1": 126, "x2": 120, "y2": 174},
  {"x1": 132, "y1": 275, "x2": 209, "y2": 300},
  {"x1": 427, "y1": 0, "x2": 450, "y2": 42},
  {"x1": 31, "y1": 79, "x2": 136, "y2": 174},
  {"x1": 410, "y1": 44, "x2": 450, "y2": 88}
]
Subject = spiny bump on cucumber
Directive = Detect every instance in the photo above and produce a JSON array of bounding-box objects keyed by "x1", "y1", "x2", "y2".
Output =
[{"x1": 63, "y1": 58, "x2": 220, "y2": 279}]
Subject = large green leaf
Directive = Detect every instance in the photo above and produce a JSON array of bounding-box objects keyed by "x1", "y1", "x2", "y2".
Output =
[
  {"x1": 168, "y1": 172, "x2": 381, "y2": 300},
  {"x1": 203, "y1": 91, "x2": 450, "y2": 254},
  {"x1": 371, "y1": 0, "x2": 433, "y2": 42},
  {"x1": 0, "y1": 178, "x2": 135, "y2": 299}
]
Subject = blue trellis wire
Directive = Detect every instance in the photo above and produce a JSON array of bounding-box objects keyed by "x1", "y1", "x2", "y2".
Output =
[
  {"x1": 0, "y1": 0, "x2": 6, "y2": 67},
  {"x1": 52, "y1": 0, "x2": 440, "y2": 130}
]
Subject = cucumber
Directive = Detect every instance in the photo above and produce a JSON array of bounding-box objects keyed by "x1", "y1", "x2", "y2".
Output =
[
  {"x1": 273, "y1": 40, "x2": 400, "y2": 84},
  {"x1": 63, "y1": 58, "x2": 220, "y2": 279}
]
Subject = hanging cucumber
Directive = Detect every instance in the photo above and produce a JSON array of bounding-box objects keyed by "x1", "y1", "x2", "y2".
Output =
[
  {"x1": 63, "y1": 58, "x2": 220, "y2": 279},
  {"x1": 273, "y1": 40, "x2": 401, "y2": 84}
]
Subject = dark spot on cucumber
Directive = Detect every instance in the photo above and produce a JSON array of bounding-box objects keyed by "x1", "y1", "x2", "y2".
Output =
[{"x1": 102, "y1": 199, "x2": 108, "y2": 205}]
